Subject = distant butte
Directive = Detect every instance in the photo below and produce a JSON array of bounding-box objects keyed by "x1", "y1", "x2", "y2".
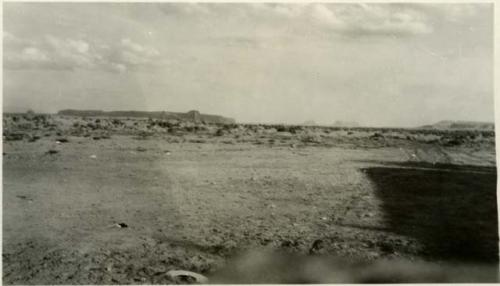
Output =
[
  {"x1": 57, "y1": 109, "x2": 236, "y2": 124},
  {"x1": 419, "y1": 120, "x2": 494, "y2": 130}
]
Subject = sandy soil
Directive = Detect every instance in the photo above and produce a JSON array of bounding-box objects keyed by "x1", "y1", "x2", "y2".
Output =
[{"x1": 2, "y1": 115, "x2": 498, "y2": 284}]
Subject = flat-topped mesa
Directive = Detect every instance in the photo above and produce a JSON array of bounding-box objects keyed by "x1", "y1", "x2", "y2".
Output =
[
  {"x1": 186, "y1": 110, "x2": 201, "y2": 122},
  {"x1": 419, "y1": 120, "x2": 494, "y2": 130},
  {"x1": 57, "y1": 109, "x2": 236, "y2": 124},
  {"x1": 332, "y1": 121, "x2": 360, "y2": 128}
]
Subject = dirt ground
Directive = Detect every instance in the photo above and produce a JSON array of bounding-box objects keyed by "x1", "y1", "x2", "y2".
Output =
[{"x1": 2, "y1": 115, "x2": 498, "y2": 284}]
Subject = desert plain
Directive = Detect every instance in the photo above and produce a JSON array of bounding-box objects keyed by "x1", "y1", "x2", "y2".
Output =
[{"x1": 2, "y1": 112, "x2": 498, "y2": 284}]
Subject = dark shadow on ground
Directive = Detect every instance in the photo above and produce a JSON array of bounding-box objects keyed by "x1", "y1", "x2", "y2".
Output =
[
  {"x1": 378, "y1": 161, "x2": 497, "y2": 173},
  {"x1": 363, "y1": 162, "x2": 498, "y2": 264}
]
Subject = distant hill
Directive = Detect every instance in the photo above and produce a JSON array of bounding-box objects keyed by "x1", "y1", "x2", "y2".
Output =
[
  {"x1": 302, "y1": 120, "x2": 317, "y2": 126},
  {"x1": 419, "y1": 120, "x2": 494, "y2": 130},
  {"x1": 332, "y1": 120, "x2": 360, "y2": 128},
  {"x1": 57, "y1": 109, "x2": 235, "y2": 124}
]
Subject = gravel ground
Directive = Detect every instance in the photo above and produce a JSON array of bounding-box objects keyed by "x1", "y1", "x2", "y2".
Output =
[{"x1": 2, "y1": 119, "x2": 498, "y2": 284}]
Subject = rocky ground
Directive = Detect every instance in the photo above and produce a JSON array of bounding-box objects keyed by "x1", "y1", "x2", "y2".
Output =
[{"x1": 2, "y1": 114, "x2": 498, "y2": 284}]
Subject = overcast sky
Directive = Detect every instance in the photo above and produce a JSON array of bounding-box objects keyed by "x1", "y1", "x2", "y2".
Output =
[{"x1": 3, "y1": 3, "x2": 493, "y2": 127}]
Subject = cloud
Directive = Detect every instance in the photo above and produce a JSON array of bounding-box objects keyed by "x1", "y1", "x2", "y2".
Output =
[
  {"x1": 157, "y1": 3, "x2": 212, "y2": 17},
  {"x1": 159, "y1": 3, "x2": 482, "y2": 37},
  {"x1": 4, "y1": 32, "x2": 162, "y2": 72},
  {"x1": 43, "y1": 35, "x2": 97, "y2": 69},
  {"x1": 287, "y1": 4, "x2": 434, "y2": 37},
  {"x1": 307, "y1": 4, "x2": 484, "y2": 36},
  {"x1": 119, "y1": 38, "x2": 160, "y2": 66},
  {"x1": 3, "y1": 31, "x2": 35, "y2": 49},
  {"x1": 4, "y1": 46, "x2": 56, "y2": 70},
  {"x1": 22, "y1": 47, "x2": 49, "y2": 62},
  {"x1": 444, "y1": 4, "x2": 482, "y2": 22},
  {"x1": 398, "y1": 3, "x2": 484, "y2": 23},
  {"x1": 110, "y1": 63, "x2": 127, "y2": 73},
  {"x1": 4, "y1": 4, "x2": 486, "y2": 72},
  {"x1": 186, "y1": 3, "x2": 433, "y2": 37},
  {"x1": 68, "y1": 39, "x2": 90, "y2": 54}
]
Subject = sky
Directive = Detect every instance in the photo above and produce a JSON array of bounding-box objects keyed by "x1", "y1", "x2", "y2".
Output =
[{"x1": 3, "y1": 3, "x2": 494, "y2": 127}]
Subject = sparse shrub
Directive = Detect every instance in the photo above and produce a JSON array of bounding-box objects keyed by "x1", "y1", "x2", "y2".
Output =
[
  {"x1": 443, "y1": 138, "x2": 462, "y2": 147},
  {"x1": 167, "y1": 137, "x2": 182, "y2": 143},
  {"x1": 18, "y1": 122, "x2": 34, "y2": 130},
  {"x1": 276, "y1": 125, "x2": 287, "y2": 132},
  {"x1": 112, "y1": 119, "x2": 124, "y2": 126},
  {"x1": 28, "y1": 135, "x2": 41, "y2": 142},
  {"x1": 301, "y1": 134, "x2": 322, "y2": 144},
  {"x1": 4, "y1": 132, "x2": 25, "y2": 141},
  {"x1": 483, "y1": 131, "x2": 495, "y2": 138},
  {"x1": 157, "y1": 121, "x2": 169, "y2": 128},
  {"x1": 195, "y1": 125, "x2": 208, "y2": 132},
  {"x1": 370, "y1": 133, "x2": 383, "y2": 140},
  {"x1": 442, "y1": 135, "x2": 466, "y2": 147},
  {"x1": 33, "y1": 115, "x2": 47, "y2": 124},
  {"x1": 134, "y1": 131, "x2": 152, "y2": 140},
  {"x1": 289, "y1": 126, "x2": 302, "y2": 134},
  {"x1": 184, "y1": 126, "x2": 195, "y2": 132},
  {"x1": 215, "y1": 128, "x2": 224, "y2": 136},
  {"x1": 223, "y1": 124, "x2": 237, "y2": 131},
  {"x1": 189, "y1": 138, "x2": 207, "y2": 143}
]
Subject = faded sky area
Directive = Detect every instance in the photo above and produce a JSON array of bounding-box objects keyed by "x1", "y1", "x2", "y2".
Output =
[{"x1": 3, "y1": 3, "x2": 494, "y2": 127}]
